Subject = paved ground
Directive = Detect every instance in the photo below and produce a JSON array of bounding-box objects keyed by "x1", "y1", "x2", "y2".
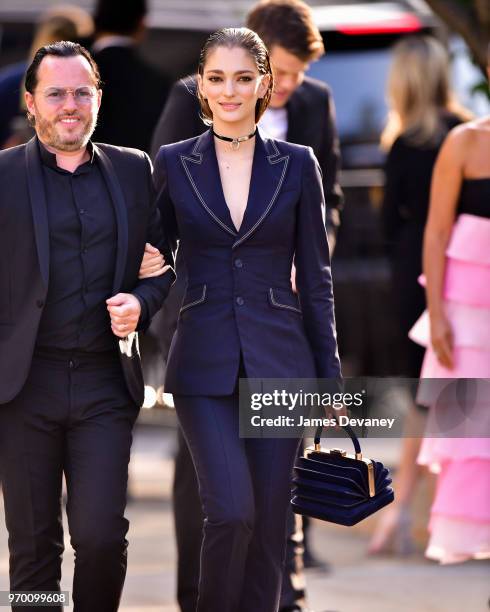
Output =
[{"x1": 1, "y1": 418, "x2": 489, "y2": 612}]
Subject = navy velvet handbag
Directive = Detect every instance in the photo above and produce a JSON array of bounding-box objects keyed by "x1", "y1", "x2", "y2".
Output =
[{"x1": 291, "y1": 425, "x2": 395, "y2": 526}]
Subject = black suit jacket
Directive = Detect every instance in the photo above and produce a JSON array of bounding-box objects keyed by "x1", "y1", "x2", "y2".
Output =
[
  {"x1": 150, "y1": 74, "x2": 343, "y2": 217},
  {"x1": 0, "y1": 138, "x2": 175, "y2": 406},
  {"x1": 92, "y1": 45, "x2": 169, "y2": 153}
]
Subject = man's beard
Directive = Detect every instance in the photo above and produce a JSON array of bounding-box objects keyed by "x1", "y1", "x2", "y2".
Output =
[{"x1": 35, "y1": 111, "x2": 97, "y2": 152}]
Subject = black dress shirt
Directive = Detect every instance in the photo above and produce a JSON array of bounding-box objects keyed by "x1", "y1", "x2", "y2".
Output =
[{"x1": 36, "y1": 139, "x2": 118, "y2": 352}]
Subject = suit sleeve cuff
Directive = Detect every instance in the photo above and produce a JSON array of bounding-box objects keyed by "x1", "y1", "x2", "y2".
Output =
[{"x1": 132, "y1": 291, "x2": 150, "y2": 332}]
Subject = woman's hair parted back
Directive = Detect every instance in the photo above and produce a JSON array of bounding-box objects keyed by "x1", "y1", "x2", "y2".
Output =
[
  {"x1": 381, "y1": 36, "x2": 472, "y2": 150},
  {"x1": 197, "y1": 27, "x2": 274, "y2": 125}
]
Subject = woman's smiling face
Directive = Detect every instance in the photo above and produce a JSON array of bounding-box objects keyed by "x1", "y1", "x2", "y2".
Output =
[{"x1": 198, "y1": 45, "x2": 270, "y2": 130}]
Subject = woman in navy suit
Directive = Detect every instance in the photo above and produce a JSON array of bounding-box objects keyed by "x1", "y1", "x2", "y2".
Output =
[{"x1": 153, "y1": 28, "x2": 341, "y2": 612}]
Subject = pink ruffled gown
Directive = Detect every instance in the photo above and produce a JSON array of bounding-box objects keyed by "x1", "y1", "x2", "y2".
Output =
[{"x1": 409, "y1": 179, "x2": 490, "y2": 564}]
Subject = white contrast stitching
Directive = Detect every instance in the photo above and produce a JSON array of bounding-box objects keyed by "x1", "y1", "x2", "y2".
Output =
[
  {"x1": 180, "y1": 284, "x2": 207, "y2": 313},
  {"x1": 269, "y1": 288, "x2": 302, "y2": 313},
  {"x1": 191, "y1": 138, "x2": 202, "y2": 159},
  {"x1": 268, "y1": 139, "x2": 280, "y2": 158},
  {"x1": 180, "y1": 155, "x2": 237, "y2": 237},
  {"x1": 233, "y1": 155, "x2": 289, "y2": 249}
]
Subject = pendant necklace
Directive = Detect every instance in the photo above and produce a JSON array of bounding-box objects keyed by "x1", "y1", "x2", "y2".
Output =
[{"x1": 212, "y1": 127, "x2": 257, "y2": 151}]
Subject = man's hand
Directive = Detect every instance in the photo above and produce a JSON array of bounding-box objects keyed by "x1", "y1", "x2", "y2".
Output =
[
  {"x1": 106, "y1": 293, "x2": 142, "y2": 338},
  {"x1": 139, "y1": 242, "x2": 170, "y2": 279}
]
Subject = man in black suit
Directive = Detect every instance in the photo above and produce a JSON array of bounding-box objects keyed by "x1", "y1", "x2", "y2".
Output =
[
  {"x1": 149, "y1": 2, "x2": 342, "y2": 611},
  {"x1": 0, "y1": 42, "x2": 173, "y2": 612},
  {"x1": 91, "y1": 0, "x2": 169, "y2": 153}
]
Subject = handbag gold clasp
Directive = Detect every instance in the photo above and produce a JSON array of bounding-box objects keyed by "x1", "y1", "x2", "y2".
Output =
[{"x1": 306, "y1": 443, "x2": 376, "y2": 498}]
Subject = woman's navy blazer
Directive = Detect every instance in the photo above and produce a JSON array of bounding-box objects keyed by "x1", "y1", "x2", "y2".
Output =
[{"x1": 154, "y1": 128, "x2": 341, "y2": 396}]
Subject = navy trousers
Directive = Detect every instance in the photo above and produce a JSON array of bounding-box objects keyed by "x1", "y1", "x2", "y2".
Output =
[
  {"x1": 174, "y1": 392, "x2": 300, "y2": 612},
  {"x1": 0, "y1": 349, "x2": 138, "y2": 612}
]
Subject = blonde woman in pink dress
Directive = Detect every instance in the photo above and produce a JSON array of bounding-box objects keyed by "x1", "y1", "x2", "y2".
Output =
[{"x1": 409, "y1": 107, "x2": 490, "y2": 563}]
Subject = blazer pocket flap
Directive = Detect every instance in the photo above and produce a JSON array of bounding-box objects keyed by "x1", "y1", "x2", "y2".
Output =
[
  {"x1": 268, "y1": 287, "x2": 302, "y2": 313},
  {"x1": 180, "y1": 284, "x2": 207, "y2": 313}
]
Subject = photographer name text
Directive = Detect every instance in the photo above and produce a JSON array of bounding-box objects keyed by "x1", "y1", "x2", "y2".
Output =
[{"x1": 250, "y1": 415, "x2": 396, "y2": 429}]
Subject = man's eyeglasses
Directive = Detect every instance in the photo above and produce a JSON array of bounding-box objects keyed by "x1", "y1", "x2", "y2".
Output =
[{"x1": 39, "y1": 87, "x2": 97, "y2": 105}]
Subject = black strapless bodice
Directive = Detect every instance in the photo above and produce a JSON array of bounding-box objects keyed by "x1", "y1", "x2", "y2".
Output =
[{"x1": 458, "y1": 178, "x2": 490, "y2": 219}]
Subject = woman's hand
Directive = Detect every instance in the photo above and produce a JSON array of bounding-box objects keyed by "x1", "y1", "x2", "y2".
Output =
[
  {"x1": 138, "y1": 243, "x2": 170, "y2": 279},
  {"x1": 430, "y1": 311, "x2": 454, "y2": 369},
  {"x1": 324, "y1": 403, "x2": 349, "y2": 431}
]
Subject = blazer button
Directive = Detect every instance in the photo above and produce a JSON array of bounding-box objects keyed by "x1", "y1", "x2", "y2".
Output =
[
  {"x1": 36, "y1": 299, "x2": 44, "y2": 308},
  {"x1": 234, "y1": 258, "x2": 243, "y2": 269},
  {"x1": 236, "y1": 296, "x2": 244, "y2": 306}
]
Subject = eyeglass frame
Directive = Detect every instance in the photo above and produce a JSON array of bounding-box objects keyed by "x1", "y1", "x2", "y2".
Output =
[{"x1": 35, "y1": 86, "x2": 100, "y2": 105}]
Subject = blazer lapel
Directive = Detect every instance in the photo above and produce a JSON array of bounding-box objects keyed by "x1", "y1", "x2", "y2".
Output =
[
  {"x1": 94, "y1": 144, "x2": 128, "y2": 293},
  {"x1": 233, "y1": 129, "x2": 290, "y2": 249},
  {"x1": 180, "y1": 129, "x2": 237, "y2": 237},
  {"x1": 25, "y1": 138, "x2": 49, "y2": 288}
]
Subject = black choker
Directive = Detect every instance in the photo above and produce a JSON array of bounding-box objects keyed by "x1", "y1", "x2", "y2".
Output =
[{"x1": 212, "y1": 128, "x2": 257, "y2": 150}]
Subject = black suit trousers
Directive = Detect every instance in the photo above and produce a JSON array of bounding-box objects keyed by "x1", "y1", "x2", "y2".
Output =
[{"x1": 0, "y1": 349, "x2": 138, "y2": 612}]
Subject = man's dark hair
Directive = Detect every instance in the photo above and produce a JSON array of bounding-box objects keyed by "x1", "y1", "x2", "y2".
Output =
[
  {"x1": 25, "y1": 40, "x2": 101, "y2": 93},
  {"x1": 246, "y1": 0, "x2": 324, "y2": 62},
  {"x1": 94, "y1": 0, "x2": 146, "y2": 36}
]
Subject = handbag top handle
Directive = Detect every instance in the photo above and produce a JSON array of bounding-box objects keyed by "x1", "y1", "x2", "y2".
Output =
[{"x1": 313, "y1": 423, "x2": 362, "y2": 458}]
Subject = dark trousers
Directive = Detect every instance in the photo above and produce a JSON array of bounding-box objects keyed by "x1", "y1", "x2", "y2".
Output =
[
  {"x1": 173, "y1": 428, "x2": 203, "y2": 612},
  {"x1": 279, "y1": 452, "x2": 306, "y2": 610},
  {"x1": 0, "y1": 349, "x2": 138, "y2": 612},
  {"x1": 174, "y1": 392, "x2": 300, "y2": 612},
  {"x1": 172, "y1": 431, "x2": 306, "y2": 612}
]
